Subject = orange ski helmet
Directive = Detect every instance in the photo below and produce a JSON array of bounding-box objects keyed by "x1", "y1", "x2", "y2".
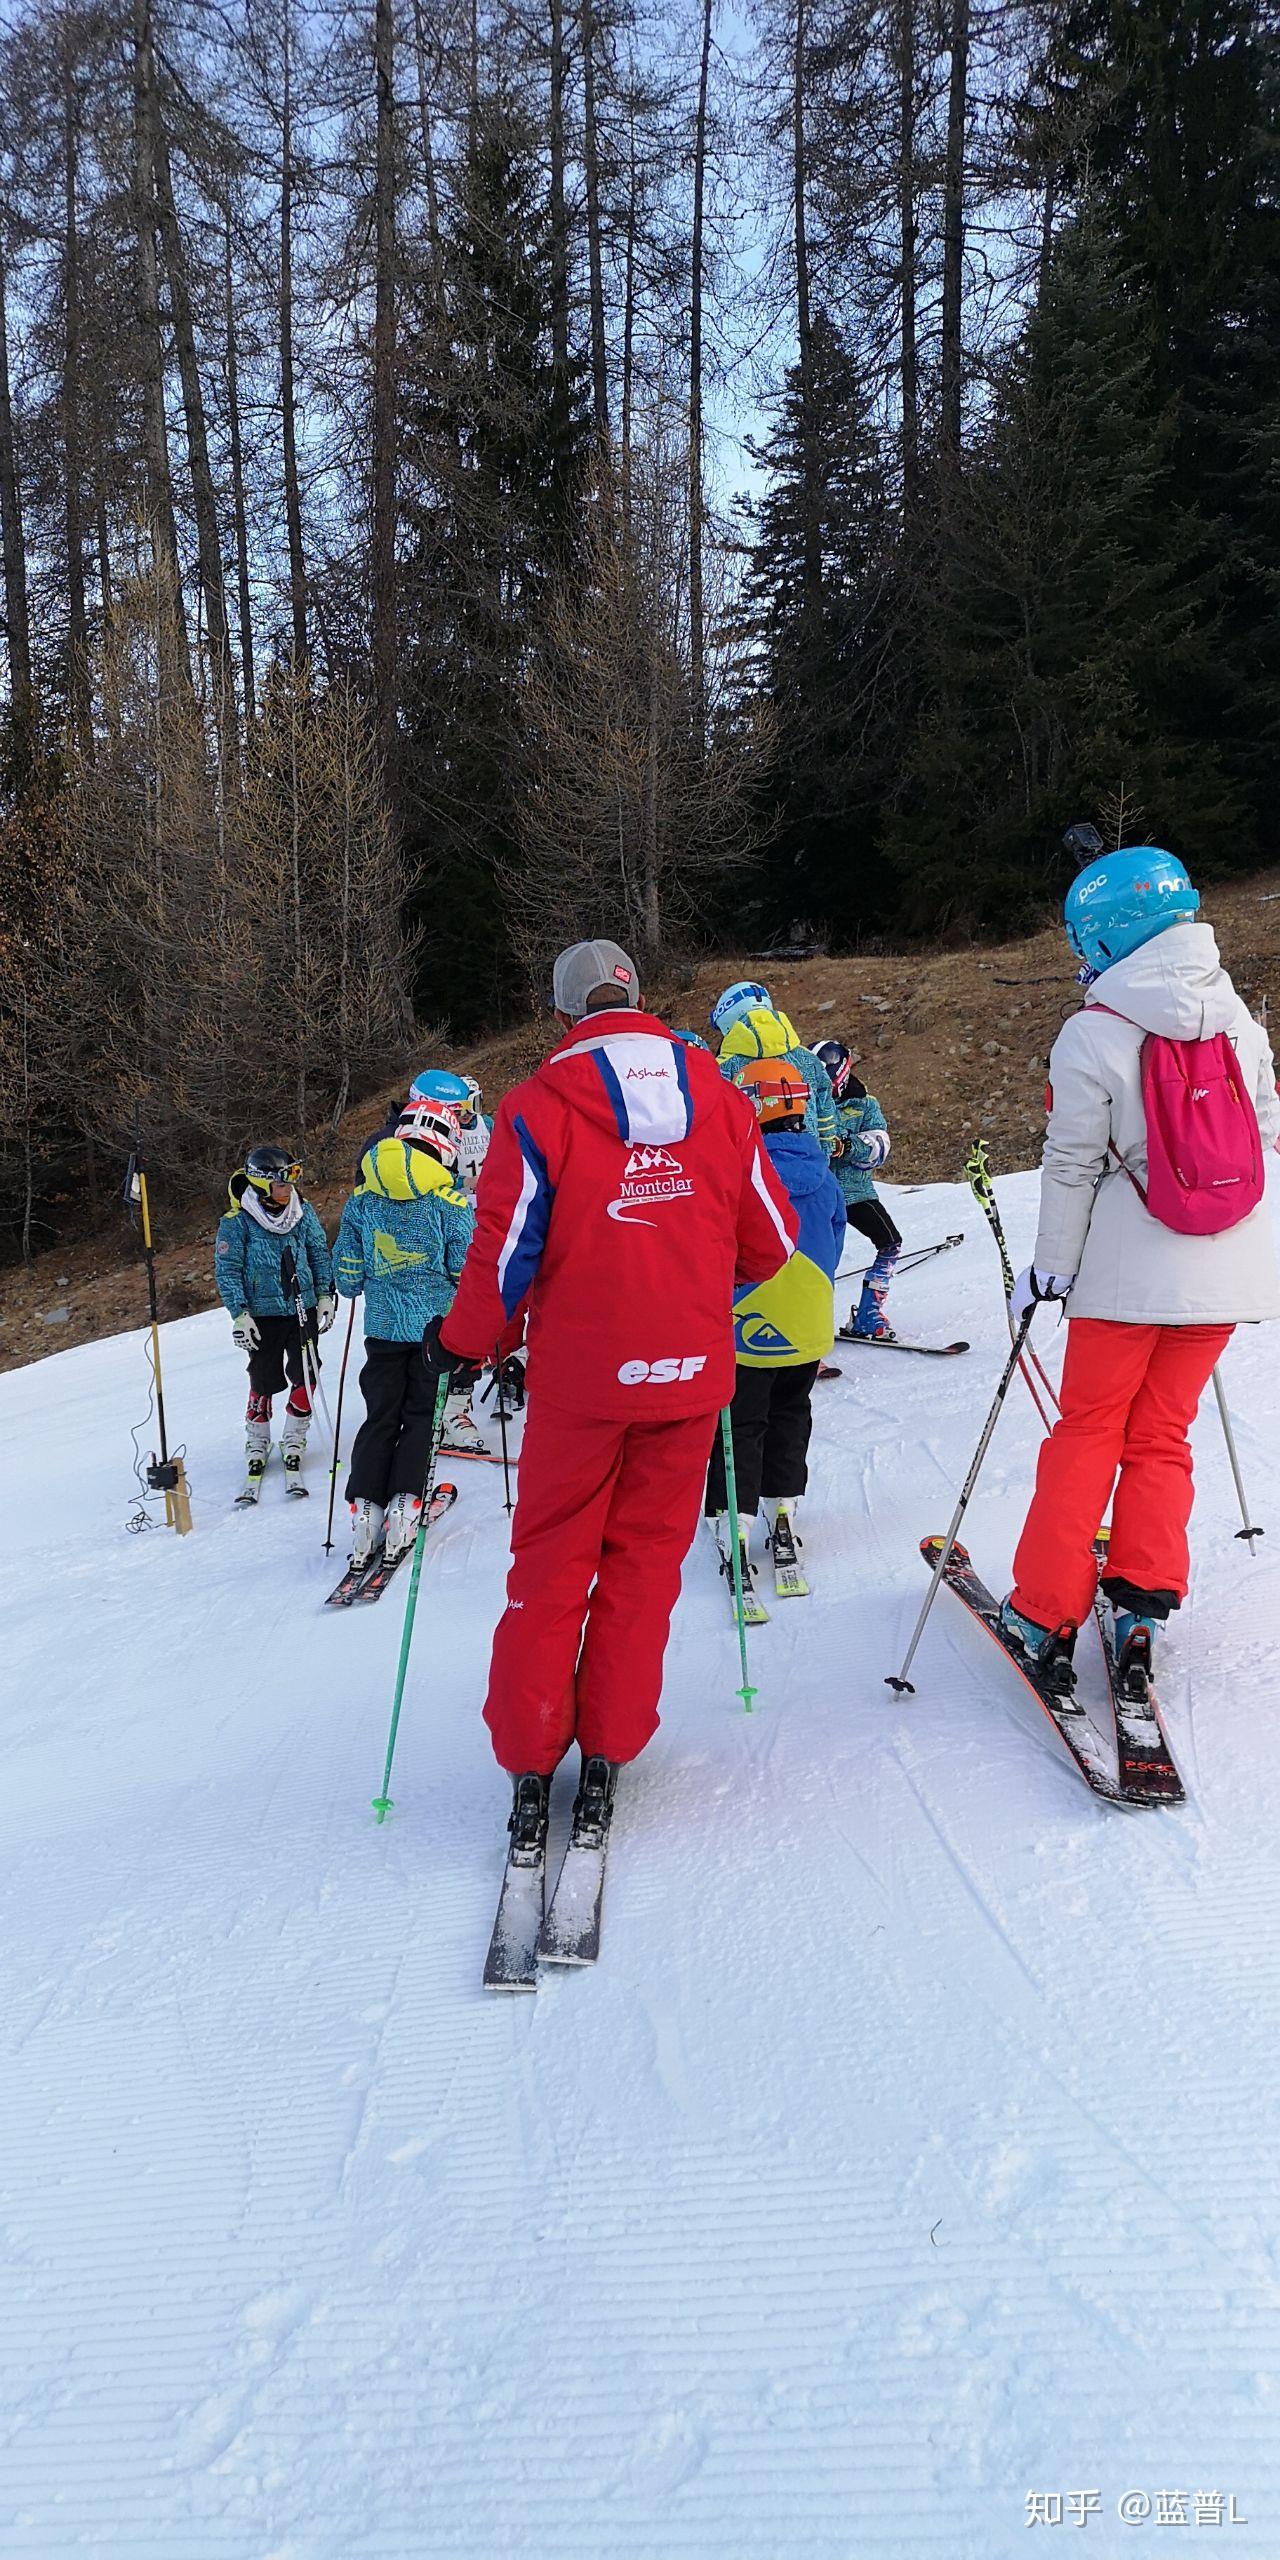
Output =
[{"x1": 738, "y1": 1057, "x2": 810, "y2": 1128}]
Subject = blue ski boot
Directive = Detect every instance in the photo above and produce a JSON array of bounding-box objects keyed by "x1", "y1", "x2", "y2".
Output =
[{"x1": 998, "y1": 1598, "x2": 1079, "y2": 1698}]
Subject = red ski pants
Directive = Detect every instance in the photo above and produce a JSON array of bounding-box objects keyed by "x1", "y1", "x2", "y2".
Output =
[
  {"x1": 483, "y1": 1397, "x2": 719, "y2": 1775},
  {"x1": 1011, "y1": 1317, "x2": 1232, "y2": 1630}
]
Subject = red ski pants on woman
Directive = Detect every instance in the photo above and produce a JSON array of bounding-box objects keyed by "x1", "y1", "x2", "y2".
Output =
[
  {"x1": 1010, "y1": 1317, "x2": 1232, "y2": 1631},
  {"x1": 483, "y1": 1397, "x2": 720, "y2": 1775}
]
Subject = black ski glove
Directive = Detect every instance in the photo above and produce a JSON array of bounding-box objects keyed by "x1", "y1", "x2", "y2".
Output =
[{"x1": 422, "y1": 1315, "x2": 481, "y2": 1391}]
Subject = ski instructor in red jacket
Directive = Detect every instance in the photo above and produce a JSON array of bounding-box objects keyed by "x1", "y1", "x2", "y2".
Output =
[{"x1": 422, "y1": 938, "x2": 798, "y2": 1829}]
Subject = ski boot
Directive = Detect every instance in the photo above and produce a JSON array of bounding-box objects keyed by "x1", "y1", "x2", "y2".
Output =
[
  {"x1": 238, "y1": 1401, "x2": 272, "y2": 1504},
  {"x1": 847, "y1": 1245, "x2": 900, "y2": 1340},
  {"x1": 349, "y1": 1498, "x2": 384, "y2": 1570},
  {"x1": 281, "y1": 1396, "x2": 311, "y2": 1495},
  {"x1": 1114, "y1": 1610, "x2": 1160, "y2": 1705},
  {"x1": 508, "y1": 1771, "x2": 551, "y2": 1865},
  {"x1": 710, "y1": 1512, "x2": 768, "y2": 1623},
  {"x1": 441, "y1": 1383, "x2": 486, "y2": 1458},
  {"x1": 998, "y1": 1598, "x2": 1079, "y2": 1699},
  {"x1": 383, "y1": 1489, "x2": 423, "y2": 1562},
  {"x1": 764, "y1": 1498, "x2": 808, "y2": 1596},
  {"x1": 569, "y1": 1753, "x2": 619, "y2": 1850}
]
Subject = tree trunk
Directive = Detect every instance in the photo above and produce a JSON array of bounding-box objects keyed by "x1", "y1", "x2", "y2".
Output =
[
  {"x1": 372, "y1": 0, "x2": 397, "y2": 773},
  {"x1": 689, "y1": 0, "x2": 712, "y2": 740},
  {"x1": 410, "y1": 0, "x2": 443, "y2": 303},
  {"x1": 939, "y1": 0, "x2": 970, "y2": 465},
  {"x1": 62, "y1": 52, "x2": 90, "y2": 754},
  {"x1": 280, "y1": 6, "x2": 308, "y2": 665},
  {"x1": 548, "y1": 0, "x2": 570, "y2": 381},
  {"x1": 131, "y1": 0, "x2": 186, "y2": 642},
  {"x1": 581, "y1": 0, "x2": 608, "y2": 436},
  {"x1": 792, "y1": 0, "x2": 821, "y2": 603},
  {"x1": 224, "y1": 212, "x2": 256, "y2": 723},
  {"x1": 0, "y1": 238, "x2": 34, "y2": 787},
  {"x1": 621, "y1": 92, "x2": 637, "y2": 554},
  {"x1": 151, "y1": 108, "x2": 232, "y2": 707},
  {"x1": 897, "y1": 0, "x2": 919, "y2": 521}
]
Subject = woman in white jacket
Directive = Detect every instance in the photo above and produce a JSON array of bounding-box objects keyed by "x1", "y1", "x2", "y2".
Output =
[{"x1": 1002, "y1": 847, "x2": 1280, "y2": 1691}]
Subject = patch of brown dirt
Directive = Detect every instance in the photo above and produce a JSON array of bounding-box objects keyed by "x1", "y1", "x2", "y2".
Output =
[{"x1": 4, "y1": 872, "x2": 1276, "y2": 1373}]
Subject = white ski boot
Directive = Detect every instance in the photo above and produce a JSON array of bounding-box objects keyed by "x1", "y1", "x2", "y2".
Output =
[
  {"x1": 709, "y1": 1512, "x2": 769, "y2": 1625},
  {"x1": 281, "y1": 1404, "x2": 311, "y2": 1496},
  {"x1": 441, "y1": 1383, "x2": 486, "y2": 1457},
  {"x1": 350, "y1": 1498, "x2": 384, "y2": 1569},
  {"x1": 237, "y1": 1409, "x2": 272, "y2": 1505},
  {"x1": 383, "y1": 1489, "x2": 424, "y2": 1562},
  {"x1": 764, "y1": 1498, "x2": 809, "y2": 1598}
]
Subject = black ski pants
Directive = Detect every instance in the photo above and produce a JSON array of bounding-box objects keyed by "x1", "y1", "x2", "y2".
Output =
[
  {"x1": 844, "y1": 1196, "x2": 902, "y2": 1256},
  {"x1": 247, "y1": 1312, "x2": 316, "y2": 1403},
  {"x1": 346, "y1": 1337, "x2": 438, "y2": 1506},
  {"x1": 704, "y1": 1361, "x2": 819, "y2": 1520}
]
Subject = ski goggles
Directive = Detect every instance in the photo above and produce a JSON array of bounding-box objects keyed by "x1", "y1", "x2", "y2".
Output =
[{"x1": 249, "y1": 1160, "x2": 302, "y2": 1188}]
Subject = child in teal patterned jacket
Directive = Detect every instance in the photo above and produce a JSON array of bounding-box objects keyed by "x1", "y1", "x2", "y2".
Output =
[{"x1": 814, "y1": 1041, "x2": 902, "y2": 1340}]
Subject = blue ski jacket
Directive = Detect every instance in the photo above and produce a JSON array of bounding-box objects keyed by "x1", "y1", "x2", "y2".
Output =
[
  {"x1": 214, "y1": 1193, "x2": 333, "y2": 1320},
  {"x1": 732, "y1": 1127, "x2": 845, "y2": 1366},
  {"x1": 334, "y1": 1138, "x2": 474, "y2": 1341},
  {"x1": 831, "y1": 1081, "x2": 890, "y2": 1208}
]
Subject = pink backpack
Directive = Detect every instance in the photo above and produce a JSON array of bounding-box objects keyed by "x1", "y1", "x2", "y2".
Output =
[{"x1": 1098, "y1": 1009, "x2": 1264, "y2": 1235}]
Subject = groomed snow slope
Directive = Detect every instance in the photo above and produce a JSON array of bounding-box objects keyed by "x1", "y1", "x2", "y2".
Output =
[{"x1": 4, "y1": 1169, "x2": 1280, "y2": 2560}]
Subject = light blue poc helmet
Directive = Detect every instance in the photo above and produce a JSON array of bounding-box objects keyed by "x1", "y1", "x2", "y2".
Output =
[
  {"x1": 409, "y1": 1068, "x2": 471, "y2": 1111},
  {"x1": 1064, "y1": 847, "x2": 1199, "y2": 980},
  {"x1": 709, "y1": 980, "x2": 771, "y2": 1038}
]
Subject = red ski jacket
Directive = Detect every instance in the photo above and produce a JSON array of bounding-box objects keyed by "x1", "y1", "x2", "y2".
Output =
[{"x1": 441, "y1": 1010, "x2": 798, "y2": 1418}]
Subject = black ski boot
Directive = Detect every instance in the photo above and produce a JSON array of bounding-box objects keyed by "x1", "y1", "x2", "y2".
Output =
[
  {"x1": 508, "y1": 1771, "x2": 550, "y2": 1865},
  {"x1": 569, "y1": 1753, "x2": 619, "y2": 1850}
]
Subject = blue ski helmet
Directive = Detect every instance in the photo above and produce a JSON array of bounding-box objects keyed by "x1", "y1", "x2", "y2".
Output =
[
  {"x1": 409, "y1": 1068, "x2": 471, "y2": 1111},
  {"x1": 1063, "y1": 846, "x2": 1199, "y2": 977},
  {"x1": 672, "y1": 1027, "x2": 710, "y2": 1051},
  {"x1": 710, "y1": 980, "x2": 771, "y2": 1037}
]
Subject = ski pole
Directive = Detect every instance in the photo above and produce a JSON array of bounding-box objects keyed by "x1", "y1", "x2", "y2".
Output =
[
  {"x1": 1211, "y1": 1366, "x2": 1264, "y2": 1551},
  {"x1": 493, "y1": 1346, "x2": 514, "y2": 1515},
  {"x1": 843, "y1": 1231, "x2": 964, "y2": 1284},
  {"x1": 372, "y1": 1372, "x2": 452, "y2": 1822},
  {"x1": 281, "y1": 1245, "x2": 336, "y2": 1450},
  {"x1": 719, "y1": 1408, "x2": 758, "y2": 1712},
  {"x1": 323, "y1": 1298, "x2": 357, "y2": 1554},
  {"x1": 886, "y1": 1311, "x2": 1034, "y2": 1697},
  {"x1": 964, "y1": 1141, "x2": 1061, "y2": 1427},
  {"x1": 124, "y1": 1148, "x2": 192, "y2": 1533}
]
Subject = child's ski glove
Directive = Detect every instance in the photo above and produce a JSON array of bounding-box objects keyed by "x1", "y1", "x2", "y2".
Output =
[{"x1": 231, "y1": 1311, "x2": 261, "y2": 1352}]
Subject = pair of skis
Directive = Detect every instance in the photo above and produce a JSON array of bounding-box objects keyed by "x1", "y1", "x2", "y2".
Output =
[
  {"x1": 483, "y1": 1769, "x2": 616, "y2": 1992},
  {"x1": 712, "y1": 1517, "x2": 808, "y2": 1620},
  {"x1": 921, "y1": 1537, "x2": 1185, "y2": 1809},
  {"x1": 325, "y1": 1483, "x2": 458, "y2": 1606},
  {"x1": 236, "y1": 1445, "x2": 309, "y2": 1505}
]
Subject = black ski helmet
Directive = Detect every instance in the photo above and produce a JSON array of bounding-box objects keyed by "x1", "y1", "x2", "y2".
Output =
[
  {"x1": 244, "y1": 1143, "x2": 299, "y2": 1201},
  {"x1": 814, "y1": 1038, "x2": 853, "y2": 1099}
]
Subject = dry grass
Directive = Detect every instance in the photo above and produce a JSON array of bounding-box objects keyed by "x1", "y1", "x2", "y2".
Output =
[{"x1": 4, "y1": 871, "x2": 1276, "y2": 1374}]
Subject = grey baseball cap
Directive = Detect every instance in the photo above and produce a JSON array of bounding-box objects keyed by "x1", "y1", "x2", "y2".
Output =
[{"x1": 552, "y1": 939, "x2": 642, "y2": 1020}]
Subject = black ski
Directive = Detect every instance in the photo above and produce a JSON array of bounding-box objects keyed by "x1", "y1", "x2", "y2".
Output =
[
  {"x1": 838, "y1": 1331, "x2": 970, "y2": 1357},
  {"x1": 482, "y1": 1778, "x2": 549, "y2": 1993},
  {"x1": 1095, "y1": 1614, "x2": 1186, "y2": 1805},
  {"x1": 438, "y1": 1439, "x2": 507, "y2": 1467},
  {"x1": 538, "y1": 1759, "x2": 618, "y2": 1966},
  {"x1": 921, "y1": 1537, "x2": 1133, "y2": 1808}
]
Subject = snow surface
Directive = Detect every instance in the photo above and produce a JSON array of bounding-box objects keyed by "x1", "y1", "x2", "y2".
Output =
[{"x1": 4, "y1": 1168, "x2": 1280, "y2": 2560}]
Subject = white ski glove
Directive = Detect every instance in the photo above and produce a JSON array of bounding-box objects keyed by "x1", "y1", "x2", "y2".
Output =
[
  {"x1": 316, "y1": 1291, "x2": 338, "y2": 1333},
  {"x1": 856, "y1": 1129, "x2": 891, "y2": 1169},
  {"x1": 1010, "y1": 1266, "x2": 1073, "y2": 1325},
  {"x1": 232, "y1": 1310, "x2": 261, "y2": 1352}
]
